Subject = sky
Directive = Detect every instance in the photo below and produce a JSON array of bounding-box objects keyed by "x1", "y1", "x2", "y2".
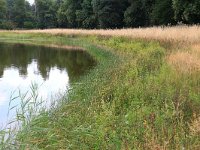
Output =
[{"x1": 27, "y1": 0, "x2": 34, "y2": 5}]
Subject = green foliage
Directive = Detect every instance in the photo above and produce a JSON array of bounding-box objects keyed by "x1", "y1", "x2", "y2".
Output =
[
  {"x1": 57, "y1": 0, "x2": 83, "y2": 28},
  {"x1": 151, "y1": 0, "x2": 175, "y2": 25},
  {"x1": 35, "y1": 0, "x2": 57, "y2": 28},
  {"x1": 93, "y1": 0, "x2": 128, "y2": 28},
  {"x1": 6, "y1": 0, "x2": 14, "y2": 21},
  {"x1": 0, "y1": 0, "x2": 7, "y2": 28},
  {"x1": 124, "y1": 0, "x2": 147, "y2": 27},
  {"x1": 0, "y1": 20, "x2": 15, "y2": 29},
  {"x1": 0, "y1": 0, "x2": 7, "y2": 20},
  {"x1": 24, "y1": 1, "x2": 36, "y2": 29},
  {"x1": 12, "y1": 0, "x2": 26, "y2": 28},
  {"x1": 76, "y1": 0, "x2": 97, "y2": 29},
  {"x1": 56, "y1": 6, "x2": 68, "y2": 28},
  {"x1": 0, "y1": 0, "x2": 200, "y2": 29},
  {"x1": 173, "y1": 0, "x2": 200, "y2": 24}
]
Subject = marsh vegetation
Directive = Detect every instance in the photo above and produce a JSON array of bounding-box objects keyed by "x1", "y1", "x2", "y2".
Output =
[{"x1": 0, "y1": 26, "x2": 199, "y2": 149}]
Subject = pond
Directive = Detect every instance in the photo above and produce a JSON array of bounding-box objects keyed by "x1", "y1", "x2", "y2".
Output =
[{"x1": 0, "y1": 42, "x2": 96, "y2": 127}]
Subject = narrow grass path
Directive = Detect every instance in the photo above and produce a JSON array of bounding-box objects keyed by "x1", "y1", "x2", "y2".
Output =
[{"x1": 0, "y1": 33, "x2": 199, "y2": 149}]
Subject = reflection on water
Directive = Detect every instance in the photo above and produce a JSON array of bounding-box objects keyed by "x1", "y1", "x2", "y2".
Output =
[{"x1": 0, "y1": 42, "x2": 96, "y2": 126}]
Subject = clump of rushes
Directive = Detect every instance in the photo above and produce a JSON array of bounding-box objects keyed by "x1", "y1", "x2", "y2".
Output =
[
  {"x1": 0, "y1": 33, "x2": 199, "y2": 149},
  {"x1": 0, "y1": 83, "x2": 47, "y2": 149}
]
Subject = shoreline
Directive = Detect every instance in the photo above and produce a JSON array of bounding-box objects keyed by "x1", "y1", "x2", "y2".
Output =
[{"x1": 0, "y1": 31, "x2": 199, "y2": 149}]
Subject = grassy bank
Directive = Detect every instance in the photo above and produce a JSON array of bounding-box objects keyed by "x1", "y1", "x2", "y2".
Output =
[{"x1": 0, "y1": 30, "x2": 200, "y2": 149}]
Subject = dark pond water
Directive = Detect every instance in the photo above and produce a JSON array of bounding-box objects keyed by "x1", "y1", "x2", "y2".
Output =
[{"x1": 0, "y1": 42, "x2": 95, "y2": 126}]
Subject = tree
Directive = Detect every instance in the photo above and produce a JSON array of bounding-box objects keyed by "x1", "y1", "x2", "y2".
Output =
[
  {"x1": 57, "y1": 0, "x2": 82, "y2": 28},
  {"x1": 24, "y1": 1, "x2": 36, "y2": 28},
  {"x1": 93, "y1": 0, "x2": 128, "y2": 29},
  {"x1": 173, "y1": 0, "x2": 200, "y2": 24},
  {"x1": 57, "y1": 7, "x2": 68, "y2": 28},
  {"x1": 6, "y1": 0, "x2": 14, "y2": 21},
  {"x1": 35, "y1": 0, "x2": 57, "y2": 28},
  {"x1": 143, "y1": 0, "x2": 156, "y2": 25},
  {"x1": 76, "y1": 0, "x2": 97, "y2": 28},
  {"x1": 65, "y1": 0, "x2": 82, "y2": 28},
  {"x1": 151, "y1": 0, "x2": 175, "y2": 25},
  {"x1": 0, "y1": 0, "x2": 7, "y2": 28},
  {"x1": 13, "y1": 0, "x2": 26, "y2": 28},
  {"x1": 0, "y1": 0, "x2": 199, "y2": 29},
  {"x1": 56, "y1": 0, "x2": 70, "y2": 28},
  {"x1": 0, "y1": 0, "x2": 7, "y2": 20},
  {"x1": 124, "y1": 0, "x2": 146, "y2": 27}
]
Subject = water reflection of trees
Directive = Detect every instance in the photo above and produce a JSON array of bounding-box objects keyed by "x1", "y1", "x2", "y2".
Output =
[{"x1": 0, "y1": 43, "x2": 96, "y2": 80}]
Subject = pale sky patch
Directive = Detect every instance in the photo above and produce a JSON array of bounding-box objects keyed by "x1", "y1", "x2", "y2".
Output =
[{"x1": 27, "y1": 0, "x2": 34, "y2": 5}]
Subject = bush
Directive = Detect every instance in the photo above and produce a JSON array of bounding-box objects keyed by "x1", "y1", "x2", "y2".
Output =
[
  {"x1": 23, "y1": 21, "x2": 36, "y2": 29},
  {"x1": 0, "y1": 21, "x2": 16, "y2": 30}
]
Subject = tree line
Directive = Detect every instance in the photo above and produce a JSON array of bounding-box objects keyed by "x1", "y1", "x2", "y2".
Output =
[{"x1": 0, "y1": 0, "x2": 200, "y2": 29}]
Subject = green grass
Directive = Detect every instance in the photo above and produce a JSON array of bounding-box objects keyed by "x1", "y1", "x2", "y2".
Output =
[{"x1": 0, "y1": 33, "x2": 200, "y2": 149}]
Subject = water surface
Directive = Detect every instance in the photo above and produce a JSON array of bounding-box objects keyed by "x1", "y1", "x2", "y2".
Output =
[{"x1": 0, "y1": 42, "x2": 95, "y2": 126}]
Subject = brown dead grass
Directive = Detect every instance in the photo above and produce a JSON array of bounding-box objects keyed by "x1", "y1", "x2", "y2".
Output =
[
  {"x1": 168, "y1": 42, "x2": 200, "y2": 73},
  {"x1": 190, "y1": 114, "x2": 200, "y2": 136},
  {"x1": 43, "y1": 44, "x2": 84, "y2": 51},
  {"x1": 1, "y1": 25, "x2": 200, "y2": 44},
  {"x1": 192, "y1": 44, "x2": 200, "y2": 58},
  {"x1": 24, "y1": 43, "x2": 84, "y2": 51},
  {"x1": 146, "y1": 139, "x2": 165, "y2": 150},
  {"x1": 168, "y1": 51, "x2": 200, "y2": 73}
]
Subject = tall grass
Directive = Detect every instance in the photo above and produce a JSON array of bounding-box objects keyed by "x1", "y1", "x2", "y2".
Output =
[
  {"x1": 0, "y1": 30, "x2": 199, "y2": 149},
  {"x1": 1, "y1": 25, "x2": 199, "y2": 44},
  {"x1": 0, "y1": 84, "x2": 44, "y2": 149}
]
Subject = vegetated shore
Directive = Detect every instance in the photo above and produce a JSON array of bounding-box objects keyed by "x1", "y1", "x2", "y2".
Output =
[{"x1": 0, "y1": 26, "x2": 200, "y2": 149}]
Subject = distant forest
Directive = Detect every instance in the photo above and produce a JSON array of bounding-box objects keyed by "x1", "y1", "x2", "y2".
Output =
[{"x1": 0, "y1": 0, "x2": 200, "y2": 29}]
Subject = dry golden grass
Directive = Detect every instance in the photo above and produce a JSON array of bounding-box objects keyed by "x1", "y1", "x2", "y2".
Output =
[
  {"x1": 190, "y1": 114, "x2": 200, "y2": 136},
  {"x1": 168, "y1": 42, "x2": 200, "y2": 73},
  {"x1": 1, "y1": 25, "x2": 200, "y2": 44},
  {"x1": 192, "y1": 44, "x2": 200, "y2": 57},
  {"x1": 145, "y1": 139, "x2": 165, "y2": 150},
  {"x1": 41, "y1": 44, "x2": 84, "y2": 51},
  {"x1": 168, "y1": 51, "x2": 200, "y2": 73}
]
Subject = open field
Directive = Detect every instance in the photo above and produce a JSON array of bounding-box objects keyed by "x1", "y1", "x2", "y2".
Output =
[
  {"x1": 0, "y1": 26, "x2": 200, "y2": 149},
  {"x1": 1, "y1": 25, "x2": 200, "y2": 44}
]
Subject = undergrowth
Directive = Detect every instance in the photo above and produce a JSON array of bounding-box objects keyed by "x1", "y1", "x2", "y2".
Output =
[{"x1": 0, "y1": 33, "x2": 199, "y2": 149}]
